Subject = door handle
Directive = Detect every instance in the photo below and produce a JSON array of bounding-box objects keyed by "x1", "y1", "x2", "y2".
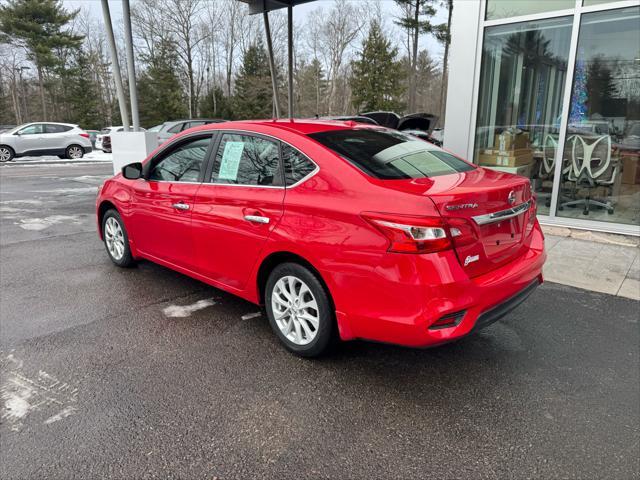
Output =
[
  {"x1": 244, "y1": 215, "x2": 270, "y2": 224},
  {"x1": 172, "y1": 202, "x2": 190, "y2": 211}
]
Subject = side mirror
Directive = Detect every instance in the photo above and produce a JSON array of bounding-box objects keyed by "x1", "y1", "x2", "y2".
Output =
[
  {"x1": 14, "y1": 131, "x2": 22, "y2": 136},
  {"x1": 122, "y1": 162, "x2": 143, "y2": 180}
]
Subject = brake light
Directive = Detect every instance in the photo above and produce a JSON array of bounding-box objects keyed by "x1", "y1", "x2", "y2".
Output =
[
  {"x1": 79, "y1": 132, "x2": 90, "y2": 138},
  {"x1": 446, "y1": 217, "x2": 478, "y2": 247},
  {"x1": 528, "y1": 197, "x2": 537, "y2": 226},
  {"x1": 363, "y1": 213, "x2": 452, "y2": 253}
]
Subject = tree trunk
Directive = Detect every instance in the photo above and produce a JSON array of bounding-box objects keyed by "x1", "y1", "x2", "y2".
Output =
[
  {"x1": 37, "y1": 65, "x2": 47, "y2": 120},
  {"x1": 438, "y1": 0, "x2": 453, "y2": 124},
  {"x1": 409, "y1": 0, "x2": 421, "y2": 113}
]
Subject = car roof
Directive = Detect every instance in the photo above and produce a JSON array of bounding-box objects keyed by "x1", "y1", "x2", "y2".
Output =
[
  {"x1": 189, "y1": 118, "x2": 371, "y2": 136},
  {"x1": 26, "y1": 121, "x2": 76, "y2": 127}
]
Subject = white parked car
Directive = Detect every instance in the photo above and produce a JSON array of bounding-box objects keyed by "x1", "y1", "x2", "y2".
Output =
[
  {"x1": 96, "y1": 126, "x2": 147, "y2": 153},
  {"x1": 0, "y1": 122, "x2": 93, "y2": 162}
]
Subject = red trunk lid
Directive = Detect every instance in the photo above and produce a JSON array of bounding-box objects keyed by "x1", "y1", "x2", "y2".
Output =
[{"x1": 373, "y1": 167, "x2": 535, "y2": 277}]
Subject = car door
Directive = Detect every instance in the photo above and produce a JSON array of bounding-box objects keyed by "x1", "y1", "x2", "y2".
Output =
[
  {"x1": 191, "y1": 132, "x2": 285, "y2": 290},
  {"x1": 128, "y1": 133, "x2": 215, "y2": 270},
  {"x1": 44, "y1": 124, "x2": 70, "y2": 151},
  {"x1": 14, "y1": 124, "x2": 45, "y2": 153}
]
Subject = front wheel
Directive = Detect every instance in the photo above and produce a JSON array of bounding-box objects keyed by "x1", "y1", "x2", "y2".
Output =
[
  {"x1": 66, "y1": 144, "x2": 84, "y2": 159},
  {"x1": 0, "y1": 145, "x2": 14, "y2": 162},
  {"x1": 102, "y1": 209, "x2": 135, "y2": 267},
  {"x1": 265, "y1": 263, "x2": 335, "y2": 357}
]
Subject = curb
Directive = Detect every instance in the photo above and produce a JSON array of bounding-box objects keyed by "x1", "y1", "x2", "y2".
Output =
[{"x1": 1, "y1": 160, "x2": 112, "y2": 166}]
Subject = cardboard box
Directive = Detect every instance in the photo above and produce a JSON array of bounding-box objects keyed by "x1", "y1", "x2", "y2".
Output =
[
  {"x1": 478, "y1": 148, "x2": 534, "y2": 167},
  {"x1": 621, "y1": 154, "x2": 640, "y2": 185},
  {"x1": 494, "y1": 131, "x2": 530, "y2": 151}
]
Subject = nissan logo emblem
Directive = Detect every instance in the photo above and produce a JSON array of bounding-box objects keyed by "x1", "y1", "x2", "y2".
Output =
[{"x1": 508, "y1": 190, "x2": 516, "y2": 205}]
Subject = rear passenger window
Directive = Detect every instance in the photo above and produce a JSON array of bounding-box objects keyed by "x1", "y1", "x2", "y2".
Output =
[
  {"x1": 281, "y1": 144, "x2": 316, "y2": 186},
  {"x1": 211, "y1": 133, "x2": 282, "y2": 187},
  {"x1": 168, "y1": 123, "x2": 183, "y2": 133},
  {"x1": 45, "y1": 124, "x2": 73, "y2": 133}
]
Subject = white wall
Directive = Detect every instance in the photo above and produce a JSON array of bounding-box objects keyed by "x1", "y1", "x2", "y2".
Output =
[{"x1": 443, "y1": 0, "x2": 483, "y2": 160}]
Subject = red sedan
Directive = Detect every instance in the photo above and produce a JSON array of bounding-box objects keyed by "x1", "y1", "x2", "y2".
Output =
[{"x1": 96, "y1": 120, "x2": 546, "y2": 357}]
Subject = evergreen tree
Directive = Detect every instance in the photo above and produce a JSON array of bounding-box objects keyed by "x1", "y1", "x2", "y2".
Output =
[
  {"x1": 234, "y1": 41, "x2": 273, "y2": 120},
  {"x1": 296, "y1": 58, "x2": 328, "y2": 117},
  {"x1": 137, "y1": 40, "x2": 188, "y2": 127},
  {"x1": 63, "y1": 49, "x2": 101, "y2": 129},
  {"x1": 200, "y1": 86, "x2": 235, "y2": 120},
  {"x1": 350, "y1": 21, "x2": 405, "y2": 113},
  {"x1": 0, "y1": 0, "x2": 82, "y2": 120}
]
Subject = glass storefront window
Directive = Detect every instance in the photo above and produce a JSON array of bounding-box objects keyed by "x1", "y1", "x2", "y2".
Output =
[
  {"x1": 474, "y1": 17, "x2": 573, "y2": 215},
  {"x1": 583, "y1": 0, "x2": 616, "y2": 5},
  {"x1": 486, "y1": 0, "x2": 575, "y2": 21},
  {"x1": 556, "y1": 7, "x2": 640, "y2": 225}
]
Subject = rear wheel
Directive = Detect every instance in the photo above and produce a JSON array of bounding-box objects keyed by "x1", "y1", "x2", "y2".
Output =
[
  {"x1": 0, "y1": 145, "x2": 14, "y2": 162},
  {"x1": 265, "y1": 263, "x2": 335, "y2": 357},
  {"x1": 102, "y1": 209, "x2": 134, "y2": 267},
  {"x1": 66, "y1": 144, "x2": 84, "y2": 159}
]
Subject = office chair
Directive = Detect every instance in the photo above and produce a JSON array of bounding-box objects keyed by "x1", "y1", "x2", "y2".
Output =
[
  {"x1": 559, "y1": 134, "x2": 617, "y2": 215},
  {"x1": 540, "y1": 134, "x2": 574, "y2": 207}
]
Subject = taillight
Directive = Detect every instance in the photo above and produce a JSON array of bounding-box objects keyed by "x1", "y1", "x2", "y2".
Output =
[
  {"x1": 446, "y1": 217, "x2": 478, "y2": 248},
  {"x1": 362, "y1": 213, "x2": 452, "y2": 254},
  {"x1": 528, "y1": 197, "x2": 537, "y2": 226},
  {"x1": 79, "y1": 132, "x2": 90, "y2": 139}
]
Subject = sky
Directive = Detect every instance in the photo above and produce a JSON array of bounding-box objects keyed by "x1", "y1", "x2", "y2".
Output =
[{"x1": 63, "y1": 0, "x2": 448, "y2": 61}]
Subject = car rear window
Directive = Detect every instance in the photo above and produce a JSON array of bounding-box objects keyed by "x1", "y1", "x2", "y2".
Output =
[{"x1": 309, "y1": 129, "x2": 475, "y2": 180}]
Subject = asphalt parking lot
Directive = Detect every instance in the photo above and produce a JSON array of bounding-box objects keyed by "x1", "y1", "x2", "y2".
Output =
[{"x1": 1, "y1": 162, "x2": 638, "y2": 479}]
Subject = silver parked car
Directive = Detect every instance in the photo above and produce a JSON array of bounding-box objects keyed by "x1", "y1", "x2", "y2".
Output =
[
  {"x1": 153, "y1": 119, "x2": 226, "y2": 145},
  {"x1": 95, "y1": 126, "x2": 146, "y2": 153},
  {"x1": 0, "y1": 122, "x2": 93, "y2": 162}
]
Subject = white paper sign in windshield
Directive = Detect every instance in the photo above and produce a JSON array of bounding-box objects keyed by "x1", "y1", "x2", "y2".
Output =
[{"x1": 219, "y1": 141, "x2": 245, "y2": 180}]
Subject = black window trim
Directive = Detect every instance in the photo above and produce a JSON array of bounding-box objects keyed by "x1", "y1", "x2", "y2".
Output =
[
  {"x1": 203, "y1": 129, "x2": 319, "y2": 190},
  {"x1": 143, "y1": 132, "x2": 217, "y2": 184}
]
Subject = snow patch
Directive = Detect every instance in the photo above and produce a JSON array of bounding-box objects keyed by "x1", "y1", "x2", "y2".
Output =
[
  {"x1": 241, "y1": 312, "x2": 262, "y2": 320},
  {"x1": 44, "y1": 406, "x2": 77, "y2": 424},
  {"x1": 15, "y1": 214, "x2": 84, "y2": 231},
  {"x1": 163, "y1": 299, "x2": 216, "y2": 318},
  {"x1": 1, "y1": 356, "x2": 79, "y2": 432}
]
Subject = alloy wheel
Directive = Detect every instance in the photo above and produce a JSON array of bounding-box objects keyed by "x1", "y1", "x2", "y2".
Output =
[
  {"x1": 0, "y1": 147, "x2": 12, "y2": 162},
  {"x1": 68, "y1": 146, "x2": 83, "y2": 159},
  {"x1": 271, "y1": 275, "x2": 320, "y2": 346},
  {"x1": 104, "y1": 217, "x2": 125, "y2": 260}
]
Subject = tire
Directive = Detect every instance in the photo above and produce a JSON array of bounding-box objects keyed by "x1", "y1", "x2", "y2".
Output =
[
  {"x1": 102, "y1": 209, "x2": 135, "y2": 267},
  {"x1": 0, "y1": 145, "x2": 14, "y2": 162},
  {"x1": 265, "y1": 262, "x2": 335, "y2": 357},
  {"x1": 66, "y1": 144, "x2": 84, "y2": 159}
]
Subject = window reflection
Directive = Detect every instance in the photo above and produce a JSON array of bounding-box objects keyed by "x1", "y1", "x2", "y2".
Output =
[
  {"x1": 474, "y1": 17, "x2": 573, "y2": 215},
  {"x1": 557, "y1": 7, "x2": 640, "y2": 224}
]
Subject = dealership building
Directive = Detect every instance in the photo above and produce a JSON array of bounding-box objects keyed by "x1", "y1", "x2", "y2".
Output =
[{"x1": 444, "y1": 0, "x2": 639, "y2": 236}]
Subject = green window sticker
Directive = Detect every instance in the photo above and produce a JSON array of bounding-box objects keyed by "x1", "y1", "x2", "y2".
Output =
[{"x1": 219, "y1": 141, "x2": 245, "y2": 180}]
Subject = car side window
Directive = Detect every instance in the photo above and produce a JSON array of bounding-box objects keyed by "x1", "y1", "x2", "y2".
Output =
[
  {"x1": 168, "y1": 123, "x2": 183, "y2": 134},
  {"x1": 210, "y1": 133, "x2": 282, "y2": 187},
  {"x1": 148, "y1": 136, "x2": 212, "y2": 182},
  {"x1": 45, "y1": 124, "x2": 71, "y2": 134},
  {"x1": 18, "y1": 124, "x2": 44, "y2": 135},
  {"x1": 281, "y1": 144, "x2": 316, "y2": 186}
]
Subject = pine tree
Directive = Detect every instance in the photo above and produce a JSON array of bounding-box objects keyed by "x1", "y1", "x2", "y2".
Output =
[
  {"x1": 296, "y1": 58, "x2": 328, "y2": 117},
  {"x1": 234, "y1": 41, "x2": 273, "y2": 120},
  {"x1": 350, "y1": 21, "x2": 406, "y2": 113},
  {"x1": 0, "y1": 0, "x2": 82, "y2": 120},
  {"x1": 64, "y1": 49, "x2": 101, "y2": 129},
  {"x1": 137, "y1": 40, "x2": 188, "y2": 127},
  {"x1": 200, "y1": 86, "x2": 235, "y2": 120}
]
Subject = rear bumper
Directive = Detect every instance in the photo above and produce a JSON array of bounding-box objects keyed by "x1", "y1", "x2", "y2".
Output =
[{"x1": 331, "y1": 224, "x2": 546, "y2": 347}]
